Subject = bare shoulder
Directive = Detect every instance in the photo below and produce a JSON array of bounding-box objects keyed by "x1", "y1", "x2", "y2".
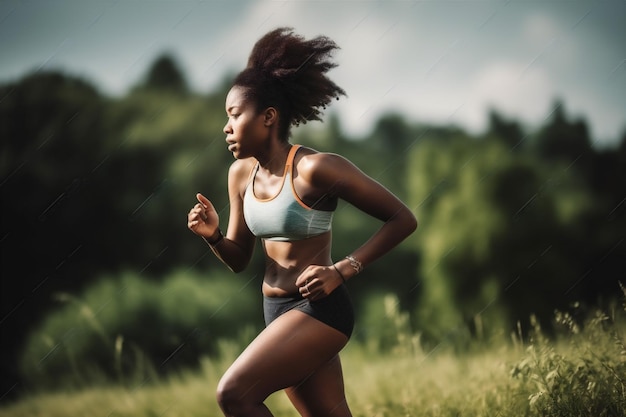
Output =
[
  {"x1": 296, "y1": 146, "x2": 361, "y2": 184},
  {"x1": 229, "y1": 158, "x2": 256, "y2": 179},
  {"x1": 228, "y1": 158, "x2": 256, "y2": 195}
]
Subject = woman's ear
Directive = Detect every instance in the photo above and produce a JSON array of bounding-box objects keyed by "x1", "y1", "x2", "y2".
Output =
[{"x1": 264, "y1": 107, "x2": 278, "y2": 126}]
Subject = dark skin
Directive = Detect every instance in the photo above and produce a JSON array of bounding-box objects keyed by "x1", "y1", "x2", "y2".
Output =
[{"x1": 188, "y1": 85, "x2": 417, "y2": 417}]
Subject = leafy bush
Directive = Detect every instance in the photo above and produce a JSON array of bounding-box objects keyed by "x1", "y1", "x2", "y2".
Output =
[
  {"x1": 358, "y1": 293, "x2": 420, "y2": 355},
  {"x1": 19, "y1": 270, "x2": 261, "y2": 390},
  {"x1": 511, "y1": 284, "x2": 626, "y2": 416}
]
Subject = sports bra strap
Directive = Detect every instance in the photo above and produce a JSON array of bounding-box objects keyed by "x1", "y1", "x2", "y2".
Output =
[
  {"x1": 285, "y1": 144, "x2": 302, "y2": 171},
  {"x1": 245, "y1": 144, "x2": 302, "y2": 195}
]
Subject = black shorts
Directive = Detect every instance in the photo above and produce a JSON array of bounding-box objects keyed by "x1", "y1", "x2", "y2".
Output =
[{"x1": 263, "y1": 284, "x2": 354, "y2": 338}]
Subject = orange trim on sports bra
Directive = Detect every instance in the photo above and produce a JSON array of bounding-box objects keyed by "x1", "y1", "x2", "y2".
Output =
[
  {"x1": 286, "y1": 146, "x2": 314, "y2": 210},
  {"x1": 248, "y1": 145, "x2": 313, "y2": 210}
]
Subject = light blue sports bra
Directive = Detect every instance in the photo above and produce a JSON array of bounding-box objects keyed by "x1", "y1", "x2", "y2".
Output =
[{"x1": 243, "y1": 145, "x2": 334, "y2": 241}]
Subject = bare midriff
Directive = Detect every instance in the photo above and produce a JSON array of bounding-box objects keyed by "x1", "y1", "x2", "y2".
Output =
[{"x1": 261, "y1": 231, "x2": 333, "y2": 297}]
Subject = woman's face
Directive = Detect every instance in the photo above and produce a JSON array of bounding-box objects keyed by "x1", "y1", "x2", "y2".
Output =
[{"x1": 223, "y1": 86, "x2": 269, "y2": 159}]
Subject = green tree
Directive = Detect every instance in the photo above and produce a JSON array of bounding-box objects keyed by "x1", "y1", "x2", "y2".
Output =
[
  {"x1": 486, "y1": 108, "x2": 524, "y2": 150},
  {"x1": 407, "y1": 132, "x2": 596, "y2": 341},
  {"x1": 408, "y1": 134, "x2": 509, "y2": 339},
  {"x1": 532, "y1": 99, "x2": 592, "y2": 173},
  {"x1": 1, "y1": 71, "x2": 108, "y2": 396},
  {"x1": 138, "y1": 53, "x2": 188, "y2": 93}
]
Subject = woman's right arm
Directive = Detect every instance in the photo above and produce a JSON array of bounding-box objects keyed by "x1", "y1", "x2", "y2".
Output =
[{"x1": 187, "y1": 160, "x2": 256, "y2": 273}]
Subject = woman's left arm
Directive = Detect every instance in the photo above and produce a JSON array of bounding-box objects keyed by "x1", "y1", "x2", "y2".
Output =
[{"x1": 308, "y1": 152, "x2": 418, "y2": 280}]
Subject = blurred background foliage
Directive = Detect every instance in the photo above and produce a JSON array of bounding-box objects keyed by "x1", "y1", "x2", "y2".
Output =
[{"x1": 1, "y1": 54, "x2": 625, "y2": 397}]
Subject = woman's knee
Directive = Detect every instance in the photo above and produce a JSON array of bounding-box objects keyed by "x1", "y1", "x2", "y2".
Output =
[
  {"x1": 216, "y1": 373, "x2": 264, "y2": 415},
  {"x1": 216, "y1": 375, "x2": 241, "y2": 412}
]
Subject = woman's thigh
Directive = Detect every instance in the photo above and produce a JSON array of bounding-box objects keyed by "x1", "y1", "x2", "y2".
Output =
[
  {"x1": 285, "y1": 354, "x2": 352, "y2": 417},
  {"x1": 217, "y1": 309, "x2": 349, "y2": 405}
]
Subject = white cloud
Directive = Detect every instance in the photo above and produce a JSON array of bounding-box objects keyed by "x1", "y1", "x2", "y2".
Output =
[
  {"x1": 460, "y1": 61, "x2": 555, "y2": 132},
  {"x1": 522, "y1": 13, "x2": 561, "y2": 45}
]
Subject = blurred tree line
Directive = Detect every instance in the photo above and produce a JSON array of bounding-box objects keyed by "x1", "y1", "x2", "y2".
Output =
[{"x1": 1, "y1": 54, "x2": 624, "y2": 397}]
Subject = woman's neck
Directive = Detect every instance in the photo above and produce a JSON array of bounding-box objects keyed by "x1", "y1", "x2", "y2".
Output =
[{"x1": 256, "y1": 141, "x2": 292, "y2": 176}]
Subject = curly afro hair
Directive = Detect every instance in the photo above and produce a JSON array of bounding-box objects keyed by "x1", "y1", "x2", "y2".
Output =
[{"x1": 233, "y1": 27, "x2": 347, "y2": 140}]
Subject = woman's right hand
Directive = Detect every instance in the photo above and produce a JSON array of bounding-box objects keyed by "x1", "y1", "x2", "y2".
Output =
[{"x1": 187, "y1": 193, "x2": 220, "y2": 238}]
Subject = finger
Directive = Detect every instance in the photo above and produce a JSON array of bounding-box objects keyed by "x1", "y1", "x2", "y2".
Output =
[
  {"x1": 307, "y1": 284, "x2": 321, "y2": 300},
  {"x1": 196, "y1": 193, "x2": 210, "y2": 208},
  {"x1": 295, "y1": 267, "x2": 315, "y2": 287},
  {"x1": 190, "y1": 205, "x2": 208, "y2": 222},
  {"x1": 299, "y1": 278, "x2": 310, "y2": 292},
  {"x1": 191, "y1": 205, "x2": 206, "y2": 218},
  {"x1": 302, "y1": 285, "x2": 313, "y2": 298},
  {"x1": 188, "y1": 210, "x2": 201, "y2": 220},
  {"x1": 188, "y1": 207, "x2": 207, "y2": 222}
]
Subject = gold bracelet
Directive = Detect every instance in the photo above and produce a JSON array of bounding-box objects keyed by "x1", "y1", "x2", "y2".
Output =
[{"x1": 345, "y1": 255, "x2": 363, "y2": 274}]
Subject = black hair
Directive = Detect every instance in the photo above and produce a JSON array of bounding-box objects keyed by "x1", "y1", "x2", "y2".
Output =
[{"x1": 233, "y1": 27, "x2": 346, "y2": 140}]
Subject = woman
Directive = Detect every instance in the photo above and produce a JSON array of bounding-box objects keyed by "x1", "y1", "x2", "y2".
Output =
[{"x1": 187, "y1": 27, "x2": 417, "y2": 417}]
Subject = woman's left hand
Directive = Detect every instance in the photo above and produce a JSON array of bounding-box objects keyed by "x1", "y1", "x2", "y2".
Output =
[{"x1": 296, "y1": 264, "x2": 344, "y2": 300}]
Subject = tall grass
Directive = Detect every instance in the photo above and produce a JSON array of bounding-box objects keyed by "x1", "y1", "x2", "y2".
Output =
[
  {"x1": 18, "y1": 270, "x2": 262, "y2": 390},
  {"x1": 511, "y1": 305, "x2": 626, "y2": 416},
  {"x1": 0, "y1": 344, "x2": 525, "y2": 417},
  {"x1": 2, "y1": 287, "x2": 624, "y2": 417}
]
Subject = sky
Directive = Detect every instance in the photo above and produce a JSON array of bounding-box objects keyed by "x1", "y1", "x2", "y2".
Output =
[{"x1": 1, "y1": 0, "x2": 625, "y2": 145}]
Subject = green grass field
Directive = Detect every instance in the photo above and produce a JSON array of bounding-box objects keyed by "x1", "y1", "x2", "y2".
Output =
[
  {"x1": 2, "y1": 300, "x2": 625, "y2": 417},
  {"x1": 0, "y1": 343, "x2": 526, "y2": 417}
]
